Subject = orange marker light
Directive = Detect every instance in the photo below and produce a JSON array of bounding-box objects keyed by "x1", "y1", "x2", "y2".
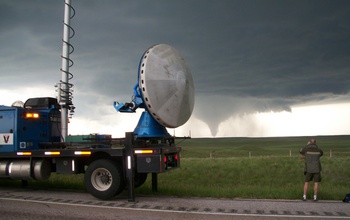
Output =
[
  {"x1": 25, "y1": 113, "x2": 39, "y2": 119},
  {"x1": 74, "y1": 151, "x2": 91, "y2": 155},
  {"x1": 134, "y1": 149, "x2": 154, "y2": 154},
  {"x1": 45, "y1": 151, "x2": 61, "y2": 156},
  {"x1": 17, "y1": 152, "x2": 32, "y2": 156}
]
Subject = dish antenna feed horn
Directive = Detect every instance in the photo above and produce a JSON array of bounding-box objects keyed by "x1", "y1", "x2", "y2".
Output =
[{"x1": 114, "y1": 44, "x2": 194, "y2": 138}]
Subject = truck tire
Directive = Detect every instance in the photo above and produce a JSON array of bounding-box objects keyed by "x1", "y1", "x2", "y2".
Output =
[
  {"x1": 84, "y1": 159, "x2": 124, "y2": 200},
  {"x1": 124, "y1": 172, "x2": 148, "y2": 190},
  {"x1": 135, "y1": 172, "x2": 148, "y2": 188}
]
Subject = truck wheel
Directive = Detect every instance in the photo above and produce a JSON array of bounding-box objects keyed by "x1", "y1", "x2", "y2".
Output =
[{"x1": 84, "y1": 159, "x2": 124, "y2": 200}]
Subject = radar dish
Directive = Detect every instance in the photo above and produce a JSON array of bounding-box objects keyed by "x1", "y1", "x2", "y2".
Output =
[{"x1": 138, "y1": 44, "x2": 194, "y2": 128}]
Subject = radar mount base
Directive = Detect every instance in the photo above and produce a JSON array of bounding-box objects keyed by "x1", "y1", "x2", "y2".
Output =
[{"x1": 133, "y1": 111, "x2": 170, "y2": 138}]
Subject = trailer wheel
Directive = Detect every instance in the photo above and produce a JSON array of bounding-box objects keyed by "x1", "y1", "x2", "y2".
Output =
[
  {"x1": 135, "y1": 172, "x2": 148, "y2": 188},
  {"x1": 84, "y1": 159, "x2": 124, "y2": 200}
]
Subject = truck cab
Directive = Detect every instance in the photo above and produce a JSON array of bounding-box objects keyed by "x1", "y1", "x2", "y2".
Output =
[{"x1": 0, "y1": 97, "x2": 61, "y2": 152}]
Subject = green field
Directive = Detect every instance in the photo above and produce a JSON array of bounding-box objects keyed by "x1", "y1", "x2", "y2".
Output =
[
  {"x1": 1, "y1": 135, "x2": 350, "y2": 201},
  {"x1": 137, "y1": 135, "x2": 350, "y2": 200}
]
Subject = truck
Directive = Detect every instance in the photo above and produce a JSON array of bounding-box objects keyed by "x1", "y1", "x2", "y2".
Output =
[{"x1": 0, "y1": 96, "x2": 182, "y2": 201}]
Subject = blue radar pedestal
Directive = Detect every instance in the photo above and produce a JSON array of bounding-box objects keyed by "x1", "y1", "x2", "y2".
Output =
[{"x1": 114, "y1": 44, "x2": 194, "y2": 139}]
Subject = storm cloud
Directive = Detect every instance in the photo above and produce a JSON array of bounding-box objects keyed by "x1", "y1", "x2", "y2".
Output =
[{"x1": 1, "y1": 0, "x2": 350, "y2": 137}]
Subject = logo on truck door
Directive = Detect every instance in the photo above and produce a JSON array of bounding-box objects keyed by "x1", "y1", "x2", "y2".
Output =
[{"x1": 0, "y1": 133, "x2": 13, "y2": 145}]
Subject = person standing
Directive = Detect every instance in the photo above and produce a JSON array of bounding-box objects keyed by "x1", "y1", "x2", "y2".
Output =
[{"x1": 300, "y1": 139, "x2": 323, "y2": 201}]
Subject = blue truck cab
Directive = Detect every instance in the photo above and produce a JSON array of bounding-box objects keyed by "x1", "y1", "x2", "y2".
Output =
[{"x1": 0, "y1": 97, "x2": 61, "y2": 152}]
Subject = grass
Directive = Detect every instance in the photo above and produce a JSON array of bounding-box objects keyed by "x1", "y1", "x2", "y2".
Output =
[
  {"x1": 136, "y1": 135, "x2": 350, "y2": 200},
  {"x1": 178, "y1": 135, "x2": 350, "y2": 158},
  {"x1": 1, "y1": 135, "x2": 350, "y2": 200},
  {"x1": 136, "y1": 156, "x2": 350, "y2": 200}
]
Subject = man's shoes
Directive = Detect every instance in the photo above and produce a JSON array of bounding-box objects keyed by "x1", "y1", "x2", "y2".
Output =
[
  {"x1": 302, "y1": 195, "x2": 307, "y2": 201},
  {"x1": 302, "y1": 195, "x2": 318, "y2": 201}
]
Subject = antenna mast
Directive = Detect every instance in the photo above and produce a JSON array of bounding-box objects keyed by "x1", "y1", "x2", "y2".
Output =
[{"x1": 58, "y1": 0, "x2": 75, "y2": 141}]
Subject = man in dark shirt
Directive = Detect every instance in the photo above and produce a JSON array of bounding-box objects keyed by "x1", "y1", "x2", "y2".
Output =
[{"x1": 300, "y1": 139, "x2": 323, "y2": 201}]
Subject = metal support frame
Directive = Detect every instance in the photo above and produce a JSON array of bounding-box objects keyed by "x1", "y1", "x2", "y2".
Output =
[
  {"x1": 125, "y1": 132, "x2": 135, "y2": 202},
  {"x1": 152, "y1": 173, "x2": 158, "y2": 193}
]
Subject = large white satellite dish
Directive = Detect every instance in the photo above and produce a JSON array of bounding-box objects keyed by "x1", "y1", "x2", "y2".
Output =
[{"x1": 138, "y1": 44, "x2": 194, "y2": 128}]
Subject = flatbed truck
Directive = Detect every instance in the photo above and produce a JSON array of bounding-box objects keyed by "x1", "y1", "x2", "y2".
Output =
[{"x1": 0, "y1": 97, "x2": 181, "y2": 201}]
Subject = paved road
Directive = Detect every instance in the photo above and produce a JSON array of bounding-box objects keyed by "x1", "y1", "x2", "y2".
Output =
[{"x1": 0, "y1": 187, "x2": 349, "y2": 219}]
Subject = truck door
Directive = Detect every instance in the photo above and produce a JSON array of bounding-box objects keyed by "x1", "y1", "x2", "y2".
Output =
[{"x1": 0, "y1": 109, "x2": 15, "y2": 152}]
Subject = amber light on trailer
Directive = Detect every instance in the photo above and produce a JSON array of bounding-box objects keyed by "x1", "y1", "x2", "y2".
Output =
[
  {"x1": 17, "y1": 152, "x2": 32, "y2": 156},
  {"x1": 74, "y1": 151, "x2": 91, "y2": 155},
  {"x1": 45, "y1": 151, "x2": 61, "y2": 156},
  {"x1": 134, "y1": 149, "x2": 155, "y2": 154}
]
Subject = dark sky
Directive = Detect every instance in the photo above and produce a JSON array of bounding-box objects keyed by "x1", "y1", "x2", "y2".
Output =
[{"x1": 1, "y1": 0, "x2": 350, "y2": 137}]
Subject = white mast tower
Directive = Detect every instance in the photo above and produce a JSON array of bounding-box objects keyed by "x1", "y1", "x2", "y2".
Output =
[{"x1": 58, "y1": 0, "x2": 75, "y2": 141}]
